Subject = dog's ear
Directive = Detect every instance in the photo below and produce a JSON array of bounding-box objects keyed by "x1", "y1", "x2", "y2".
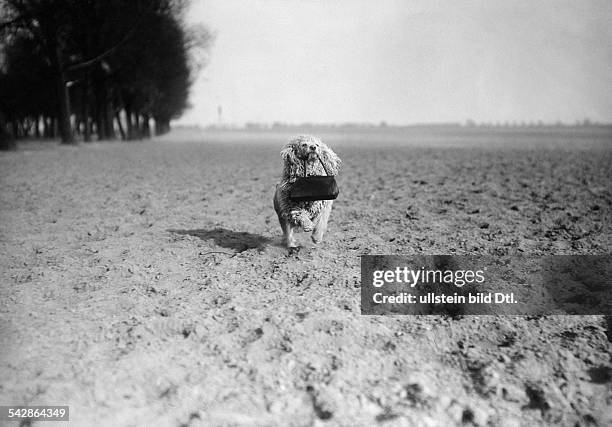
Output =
[
  {"x1": 280, "y1": 142, "x2": 298, "y2": 179},
  {"x1": 319, "y1": 143, "x2": 341, "y2": 176},
  {"x1": 280, "y1": 143, "x2": 296, "y2": 165}
]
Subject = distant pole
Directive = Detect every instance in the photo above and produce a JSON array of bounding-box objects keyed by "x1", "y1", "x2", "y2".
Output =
[{"x1": 217, "y1": 105, "x2": 223, "y2": 126}]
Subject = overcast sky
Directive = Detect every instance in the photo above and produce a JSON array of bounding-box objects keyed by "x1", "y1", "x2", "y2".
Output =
[{"x1": 176, "y1": 0, "x2": 612, "y2": 126}]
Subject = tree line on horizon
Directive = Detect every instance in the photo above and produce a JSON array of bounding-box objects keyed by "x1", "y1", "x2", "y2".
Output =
[{"x1": 0, "y1": 0, "x2": 210, "y2": 149}]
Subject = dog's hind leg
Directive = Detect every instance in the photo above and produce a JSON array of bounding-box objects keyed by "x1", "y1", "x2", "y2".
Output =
[{"x1": 311, "y1": 201, "x2": 333, "y2": 244}]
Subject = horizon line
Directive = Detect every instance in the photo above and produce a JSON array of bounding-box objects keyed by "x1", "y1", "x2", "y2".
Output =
[{"x1": 173, "y1": 119, "x2": 612, "y2": 129}]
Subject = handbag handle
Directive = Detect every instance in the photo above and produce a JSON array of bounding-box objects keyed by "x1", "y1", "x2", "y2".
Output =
[{"x1": 302, "y1": 153, "x2": 332, "y2": 177}]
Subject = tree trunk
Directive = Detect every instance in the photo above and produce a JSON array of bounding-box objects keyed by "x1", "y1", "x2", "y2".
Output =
[
  {"x1": 12, "y1": 120, "x2": 20, "y2": 138},
  {"x1": 96, "y1": 107, "x2": 106, "y2": 140},
  {"x1": 142, "y1": 114, "x2": 150, "y2": 138},
  {"x1": 0, "y1": 112, "x2": 16, "y2": 150},
  {"x1": 154, "y1": 117, "x2": 170, "y2": 135},
  {"x1": 125, "y1": 106, "x2": 133, "y2": 140},
  {"x1": 103, "y1": 89, "x2": 115, "y2": 139},
  {"x1": 43, "y1": 117, "x2": 50, "y2": 138},
  {"x1": 94, "y1": 78, "x2": 115, "y2": 140},
  {"x1": 94, "y1": 83, "x2": 106, "y2": 141},
  {"x1": 115, "y1": 111, "x2": 126, "y2": 141},
  {"x1": 21, "y1": 119, "x2": 32, "y2": 137},
  {"x1": 82, "y1": 73, "x2": 91, "y2": 142},
  {"x1": 134, "y1": 114, "x2": 140, "y2": 139},
  {"x1": 46, "y1": 117, "x2": 54, "y2": 138},
  {"x1": 35, "y1": 116, "x2": 40, "y2": 138},
  {"x1": 54, "y1": 45, "x2": 75, "y2": 144}
]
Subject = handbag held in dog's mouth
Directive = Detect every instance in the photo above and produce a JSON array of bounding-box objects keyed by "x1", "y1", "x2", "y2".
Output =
[{"x1": 289, "y1": 154, "x2": 339, "y2": 202}]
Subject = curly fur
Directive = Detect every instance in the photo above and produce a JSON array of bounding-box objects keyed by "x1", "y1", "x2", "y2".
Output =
[{"x1": 273, "y1": 135, "x2": 341, "y2": 248}]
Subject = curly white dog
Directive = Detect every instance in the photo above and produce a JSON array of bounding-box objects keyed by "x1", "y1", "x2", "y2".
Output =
[{"x1": 273, "y1": 135, "x2": 341, "y2": 248}]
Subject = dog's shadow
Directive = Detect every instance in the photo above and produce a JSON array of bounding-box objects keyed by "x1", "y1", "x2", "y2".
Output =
[{"x1": 169, "y1": 227, "x2": 272, "y2": 252}]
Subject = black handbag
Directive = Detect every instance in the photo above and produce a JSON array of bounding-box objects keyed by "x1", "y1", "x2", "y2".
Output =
[{"x1": 289, "y1": 154, "x2": 339, "y2": 202}]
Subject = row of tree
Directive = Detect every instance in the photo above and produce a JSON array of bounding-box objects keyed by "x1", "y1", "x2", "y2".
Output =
[{"x1": 0, "y1": 0, "x2": 209, "y2": 148}]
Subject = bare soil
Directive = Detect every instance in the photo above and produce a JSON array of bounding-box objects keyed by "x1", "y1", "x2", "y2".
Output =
[{"x1": 1, "y1": 128, "x2": 611, "y2": 426}]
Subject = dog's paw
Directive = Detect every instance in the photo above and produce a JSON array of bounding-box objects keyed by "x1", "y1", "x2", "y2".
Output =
[
  {"x1": 283, "y1": 235, "x2": 298, "y2": 248},
  {"x1": 287, "y1": 246, "x2": 301, "y2": 255}
]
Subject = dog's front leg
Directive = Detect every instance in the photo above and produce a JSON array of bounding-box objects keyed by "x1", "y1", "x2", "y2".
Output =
[
  {"x1": 312, "y1": 201, "x2": 333, "y2": 244},
  {"x1": 274, "y1": 186, "x2": 298, "y2": 248},
  {"x1": 280, "y1": 216, "x2": 298, "y2": 248}
]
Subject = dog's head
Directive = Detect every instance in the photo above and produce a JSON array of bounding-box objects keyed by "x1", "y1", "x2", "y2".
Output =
[{"x1": 280, "y1": 135, "x2": 341, "y2": 179}]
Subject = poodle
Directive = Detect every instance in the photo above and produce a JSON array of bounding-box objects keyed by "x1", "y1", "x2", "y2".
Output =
[{"x1": 273, "y1": 135, "x2": 341, "y2": 248}]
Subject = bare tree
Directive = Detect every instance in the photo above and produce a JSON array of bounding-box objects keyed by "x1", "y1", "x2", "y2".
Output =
[{"x1": 0, "y1": 0, "x2": 210, "y2": 143}]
